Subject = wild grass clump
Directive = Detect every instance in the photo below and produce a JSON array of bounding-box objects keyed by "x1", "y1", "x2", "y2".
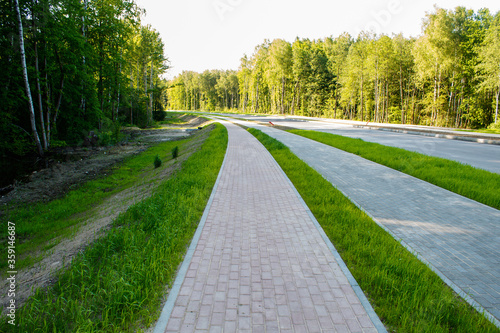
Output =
[
  {"x1": 0, "y1": 124, "x2": 228, "y2": 332},
  {"x1": 249, "y1": 128, "x2": 498, "y2": 333},
  {"x1": 289, "y1": 130, "x2": 500, "y2": 210},
  {"x1": 154, "y1": 154, "x2": 162, "y2": 168}
]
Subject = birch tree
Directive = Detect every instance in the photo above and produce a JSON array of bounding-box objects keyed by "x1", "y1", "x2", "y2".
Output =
[
  {"x1": 324, "y1": 33, "x2": 352, "y2": 119},
  {"x1": 14, "y1": 0, "x2": 44, "y2": 156}
]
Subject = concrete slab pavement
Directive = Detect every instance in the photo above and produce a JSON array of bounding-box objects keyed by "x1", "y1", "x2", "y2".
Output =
[{"x1": 230, "y1": 119, "x2": 500, "y2": 327}]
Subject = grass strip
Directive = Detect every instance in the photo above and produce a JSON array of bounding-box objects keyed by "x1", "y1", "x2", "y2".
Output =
[
  {"x1": 158, "y1": 112, "x2": 189, "y2": 125},
  {"x1": 288, "y1": 129, "x2": 500, "y2": 210},
  {"x1": 0, "y1": 124, "x2": 228, "y2": 332},
  {"x1": 248, "y1": 127, "x2": 498, "y2": 332},
  {"x1": 0, "y1": 131, "x2": 205, "y2": 271},
  {"x1": 455, "y1": 128, "x2": 500, "y2": 135}
]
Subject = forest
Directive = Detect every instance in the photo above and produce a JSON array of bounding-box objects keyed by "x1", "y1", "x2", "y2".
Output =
[
  {"x1": 2, "y1": 4, "x2": 500, "y2": 166},
  {"x1": 0, "y1": 0, "x2": 168, "y2": 160},
  {"x1": 167, "y1": 7, "x2": 500, "y2": 130}
]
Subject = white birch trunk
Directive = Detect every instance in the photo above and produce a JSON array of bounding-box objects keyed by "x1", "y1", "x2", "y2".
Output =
[
  {"x1": 495, "y1": 88, "x2": 499, "y2": 124},
  {"x1": 80, "y1": 0, "x2": 88, "y2": 114},
  {"x1": 15, "y1": 0, "x2": 43, "y2": 156}
]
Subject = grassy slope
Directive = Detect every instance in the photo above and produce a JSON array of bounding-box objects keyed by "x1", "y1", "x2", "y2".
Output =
[
  {"x1": 1, "y1": 124, "x2": 228, "y2": 332},
  {"x1": 249, "y1": 128, "x2": 498, "y2": 333},
  {"x1": 1, "y1": 131, "x2": 205, "y2": 271},
  {"x1": 288, "y1": 129, "x2": 500, "y2": 210}
]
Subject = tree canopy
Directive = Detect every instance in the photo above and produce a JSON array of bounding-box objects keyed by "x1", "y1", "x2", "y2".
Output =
[
  {"x1": 1, "y1": 0, "x2": 168, "y2": 157},
  {"x1": 3, "y1": 4, "x2": 499, "y2": 159},
  {"x1": 167, "y1": 6, "x2": 499, "y2": 130}
]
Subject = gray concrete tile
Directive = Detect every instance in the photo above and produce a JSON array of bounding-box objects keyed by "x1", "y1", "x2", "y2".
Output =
[{"x1": 239, "y1": 121, "x2": 500, "y2": 325}]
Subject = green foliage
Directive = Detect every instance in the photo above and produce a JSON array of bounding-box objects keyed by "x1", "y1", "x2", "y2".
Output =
[
  {"x1": 249, "y1": 127, "x2": 498, "y2": 332},
  {"x1": 487, "y1": 122, "x2": 500, "y2": 130},
  {"x1": 96, "y1": 119, "x2": 124, "y2": 146},
  {"x1": 166, "y1": 7, "x2": 500, "y2": 130},
  {"x1": 0, "y1": 0, "x2": 168, "y2": 158},
  {"x1": 153, "y1": 111, "x2": 166, "y2": 122},
  {"x1": 171, "y1": 146, "x2": 179, "y2": 159},
  {"x1": 169, "y1": 69, "x2": 240, "y2": 112},
  {"x1": 49, "y1": 140, "x2": 68, "y2": 148},
  {"x1": 0, "y1": 115, "x2": 33, "y2": 156},
  {"x1": 290, "y1": 129, "x2": 500, "y2": 210},
  {"x1": 477, "y1": 11, "x2": 500, "y2": 124},
  {"x1": 0, "y1": 124, "x2": 228, "y2": 332},
  {"x1": 153, "y1": 154, "x2": 162, "y2": 168}
]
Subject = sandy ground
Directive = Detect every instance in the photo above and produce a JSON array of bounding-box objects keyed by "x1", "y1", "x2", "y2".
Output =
[{"x1": 0, "y1": 115, "x2": 212, "y2": 314}]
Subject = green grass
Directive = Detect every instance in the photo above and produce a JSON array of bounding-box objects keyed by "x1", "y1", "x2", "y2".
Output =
[
  {"x1": 248, "y1": 128, "x2": 498, "y2": 332},
  {"x1": 455, "y1": 128, "x2": 500, "y2": 135},
  {"x1": 158, "y1": 112, "x2": 188, "y2": 125},
  {"x1": 0, "y1": 124, "x2": 228, "y2": 332},
  {"x1": 156, "y1": 112, "x2": 211, "y2": 128},
  {"x1": 288, "y1": 129, "x2": 500, "y2": 210},
  {"x1": 0, "y1": 132, "x2": 208, "y2": 272}
]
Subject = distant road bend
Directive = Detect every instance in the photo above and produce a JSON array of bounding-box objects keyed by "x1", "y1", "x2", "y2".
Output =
[{"x1": 219, "y1": 113, "x2": 500, "y2": 174}]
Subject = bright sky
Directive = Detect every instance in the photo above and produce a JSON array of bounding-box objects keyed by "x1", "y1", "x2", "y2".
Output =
[{"x1": 134, "y1": 0, "x2": 500, "y2": 79}]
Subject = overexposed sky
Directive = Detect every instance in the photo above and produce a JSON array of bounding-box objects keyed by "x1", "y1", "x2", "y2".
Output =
[{"x1": 134, "y1": 0, "x2": 500, "y2": 79}]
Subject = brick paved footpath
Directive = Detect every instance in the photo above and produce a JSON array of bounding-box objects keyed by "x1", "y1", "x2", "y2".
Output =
[
  {"x1": 154, "y1": 121, "x2": 385, "y2": 332},
  {"x1": 233, "y1": 119, "x2": 500, "y2": 327}
]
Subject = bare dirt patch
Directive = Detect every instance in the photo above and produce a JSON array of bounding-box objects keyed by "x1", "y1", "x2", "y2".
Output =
[
  {"x1": 0, "y1": 118, "x2": 213, "y2": 314},
  {"x1": 172, "y1": 114, "x2": 210, "y2": 128},
  {"x1": 1, "y1": 144, "x2": 144, "y2": 208}
]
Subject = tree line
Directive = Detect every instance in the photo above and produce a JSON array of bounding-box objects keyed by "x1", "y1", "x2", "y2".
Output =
[
  {"x1": 167, "y1": 6, "x2": 500, "y2": 129},
  {"x1": 1, "y1": 0, "x2": 168, "y2": 157}
]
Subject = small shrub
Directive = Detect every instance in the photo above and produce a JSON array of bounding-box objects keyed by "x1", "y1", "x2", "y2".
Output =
[
  {"x1": 172, "y1": 146, "x2": 179, "y2": 159},
  {"x1": 154, "y1": 155, "x2": 162, "y2": 168},
  {"x1": 98, "y1": 131, "x2": 112, "y2": 146},
  {"x1": 487, "y1": 121, "x2": 500, "y2": 130},
  {"x1": 50, "y1": 140, "x2": 68, "y2": 148}
]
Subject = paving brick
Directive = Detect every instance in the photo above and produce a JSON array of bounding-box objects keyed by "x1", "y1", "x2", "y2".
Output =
[
  {"x1": 346, "y1": 318, "x2": 363, "y2": 332},
  {"x1": 238, "y1": 316, "x2": 251, "y2": 330},
  {"x1": 157, "y1": 122, "x2": 381, "y2": 332},
  {"x1": 305, "y1": 319, "x2": 322, "y2": 332},
  {"x1": 209, "y1": 326, "x2": 222, "y2": 333},
  {"x1": 199, "y1": 304, "x2": 211, "y2": 317},
  {"x1": 223, "y1": 321, "x2": 236, "y2": 331},
  {"x1": 164, "y1": 317, "x2": 181, "y2": 331}
]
